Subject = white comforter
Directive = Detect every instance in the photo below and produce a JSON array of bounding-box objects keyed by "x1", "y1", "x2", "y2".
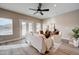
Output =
[{"x1": 26, "y1": 33, "x2": 53, "y2": 54}]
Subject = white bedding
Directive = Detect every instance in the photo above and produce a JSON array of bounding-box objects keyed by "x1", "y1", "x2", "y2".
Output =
[{"x1": 26, "y1": 33, "x2": 53, "y2": 54}]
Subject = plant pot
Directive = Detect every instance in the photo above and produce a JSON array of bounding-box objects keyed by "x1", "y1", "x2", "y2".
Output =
[{"x1": 73, "y1": 38, "x2": 79, "y2": 47}]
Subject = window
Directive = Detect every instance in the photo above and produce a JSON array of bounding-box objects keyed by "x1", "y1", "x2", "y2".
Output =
[
  {"x1": 43, "y1": 24, "x2": 47, "y2": 31},
  {"x1": 22, "y1": 22, "x2": 26, "y2": 36},
  {"x1": 28, "y1": 23, "x2": 33, "y2": 32},
  {"x1": 36, "y1": 23, "x2": 41, "y2": 32},
  {"x1": 0, "y1": 18, "x2": 13, "y2": 35}
]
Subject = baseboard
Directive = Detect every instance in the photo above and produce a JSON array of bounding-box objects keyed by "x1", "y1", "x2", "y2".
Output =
[{"x1": 0, "y1": 37, "x2": 21, "y2": 44}]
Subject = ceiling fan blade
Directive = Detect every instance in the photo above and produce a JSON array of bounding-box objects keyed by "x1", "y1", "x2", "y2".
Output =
[
  {"x1": 41, "y1": 9, "x2": 49, "y2": 11},
  {"x1": 38, "y1": 3, "x2": 42, "y2": 9},
  {"x1": 33, "y1": 11, "x2": 38, "y2": 14},
  {"x1": 29, "y1": 8, "x2": 37, "y2": 11},
  {"x1": 40, "y1": 12, "x2": 43, "y2": 15}
]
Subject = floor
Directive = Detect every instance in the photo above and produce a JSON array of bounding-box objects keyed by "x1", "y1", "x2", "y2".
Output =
[
  {"x1": 0, "y1": 39, "x2": 79, "y2": 55},
  {"x1": 48, "y1": 42, "x2": 79, "y2": 55},
  {"x1": 0, "y1": 39, "x2": 41, "y2": 55}
]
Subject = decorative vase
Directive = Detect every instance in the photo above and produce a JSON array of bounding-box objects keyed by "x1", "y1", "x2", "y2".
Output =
[{"x1": 73, "y1": 38, "x2": 79, "y2": 47}]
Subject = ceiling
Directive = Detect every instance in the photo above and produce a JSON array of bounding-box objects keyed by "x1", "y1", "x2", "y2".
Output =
[{"x1": 0, "y1": 3, "x2": 79, "y2": 19}]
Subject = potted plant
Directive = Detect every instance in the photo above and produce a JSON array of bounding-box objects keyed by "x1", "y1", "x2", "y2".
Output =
[{"x1": 72, "y1": 27, "x2": 79, "y2": 47}]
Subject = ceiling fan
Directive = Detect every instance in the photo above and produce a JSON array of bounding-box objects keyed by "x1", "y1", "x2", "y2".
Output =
[{"x1": 29, "y1": 3, "x2": 49, "y2": 15}]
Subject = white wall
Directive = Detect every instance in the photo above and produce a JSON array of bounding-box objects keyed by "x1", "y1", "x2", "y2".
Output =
[{"x1": 43, "y1": 10, "x2": 79, "y2": 40}]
